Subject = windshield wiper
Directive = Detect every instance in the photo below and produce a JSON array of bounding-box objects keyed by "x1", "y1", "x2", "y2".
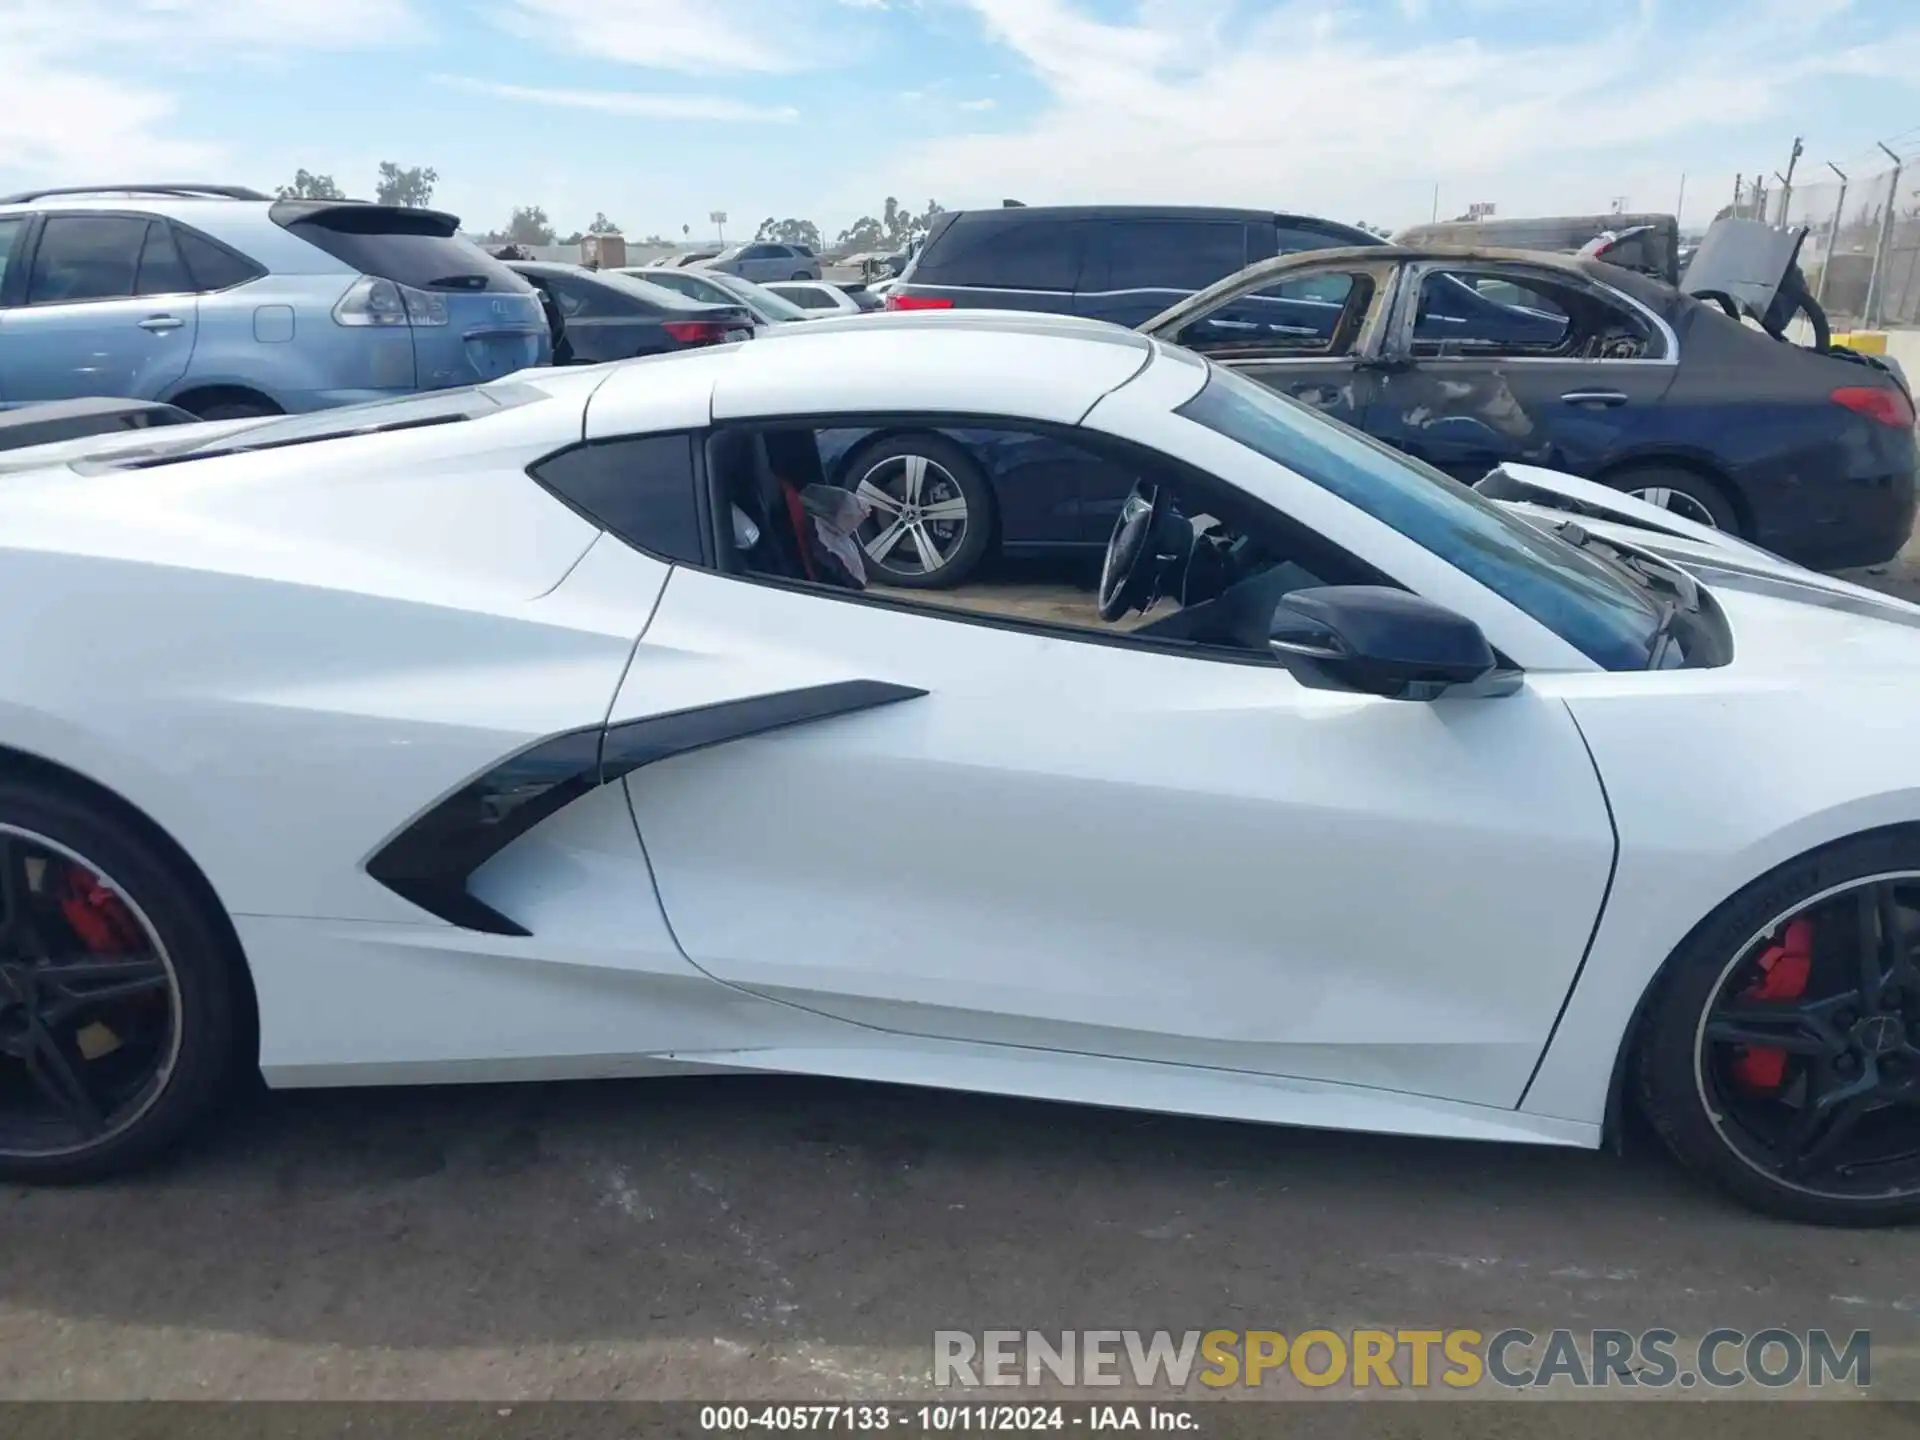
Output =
[
  {"x1": 1645, "y1": 598, "x2": 1684, "y2": 669},
  {"x1": 427, "y1": 274, "x2": 490, "y2": 290}
]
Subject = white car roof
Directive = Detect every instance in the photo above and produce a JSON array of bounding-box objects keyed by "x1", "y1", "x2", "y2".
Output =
[{"x1": 586, "y1": 312, "x2": 1159, "y2": 435}]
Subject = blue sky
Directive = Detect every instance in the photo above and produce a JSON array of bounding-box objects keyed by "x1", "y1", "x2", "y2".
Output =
[{"x1": 4, "y1": 0, "x2": 1919, "y2": 241}]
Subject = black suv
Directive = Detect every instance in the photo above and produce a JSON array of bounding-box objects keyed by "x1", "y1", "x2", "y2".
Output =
[{"x1": 885, "y1": 205, "x2": 1382, "y2": 327}]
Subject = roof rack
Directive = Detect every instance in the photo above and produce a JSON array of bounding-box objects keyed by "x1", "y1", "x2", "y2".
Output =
[{"x1": 0, "y1": 184, "x2": 271, "y2": 205}]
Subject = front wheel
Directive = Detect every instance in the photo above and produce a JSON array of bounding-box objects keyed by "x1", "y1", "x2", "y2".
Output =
[
  {"x1": 841, "y1": 433, "x2": 995, "y2": 589},
  {"x1": 0, "y1": 781, "x2": 241, "y2": 1182},
  {"x1": 1637, "y1": 830, "x2": 1920, "y2": 1225}
]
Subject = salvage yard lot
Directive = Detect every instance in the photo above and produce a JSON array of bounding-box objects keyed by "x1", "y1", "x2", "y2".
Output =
[{"x1": 5, "y1": 526, "x2": 1920, "y2": 1416}]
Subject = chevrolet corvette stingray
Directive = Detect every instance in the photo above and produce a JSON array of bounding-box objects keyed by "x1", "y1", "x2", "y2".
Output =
[{"x1": 0, "y1": 310, "x2": 1917, "y2": 1226}]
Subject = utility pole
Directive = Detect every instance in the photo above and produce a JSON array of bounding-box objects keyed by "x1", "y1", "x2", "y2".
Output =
[
  {"x1": 1431, "y1": 182, "x2": 1440, "y2": 223},
  {"x1": 1866, "y1": 140, "x2": 1904, "y2": 328},
  {"x1": 1816, "y1": 161, "x2": 1849, "y2": 307},
  {"x1": 1676, "y1": 172, "x2": 1687, "y2": 221},
  {"x1": 1733, "y1": 172, "x2": 1744, "y2": 219},
  {"x1": 1774, "y1": 134, "x2": 1804, "y2": 225}
]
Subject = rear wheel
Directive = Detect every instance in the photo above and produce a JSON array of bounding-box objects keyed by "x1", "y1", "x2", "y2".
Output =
[
  {"x1": 1604, "y1": 463, "x2": 1741, "y2": 533},
  {"x1": 791, "y1": 271, "x2": 810, "y2": 281},
  {"x1": 181, "y1": 395, "x2": 281, "y2": 423},
  {"x1": 1638, "y1": 830, "x2": 1920, "y2": 1225},
  {"x1": 842, "y1": 433, "x2": 995, "y2": 589},
  {"x1": 0, "y1": 781, "x2": 240, "y2": 1182}
]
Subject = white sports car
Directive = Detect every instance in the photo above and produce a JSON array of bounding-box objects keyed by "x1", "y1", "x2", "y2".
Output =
[{"x1": 1, "y1": 311, "x2": 1917, "y2": 1225}]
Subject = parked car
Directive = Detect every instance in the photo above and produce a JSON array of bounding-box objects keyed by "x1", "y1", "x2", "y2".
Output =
[
  {"x1": 0, "y1": 395, "x2": 196, "y2": 453},
  {"x1": 663, "y1": 249, "x2": 721, "y2": 268},
  {"x1": 1147, "y1": 240, "x2": 1915, "y2": 570},
  {"x1": 10, "y1": 315, "x2": 1920, "y2": 1226},
  {"x1": 826, "y1": 235, "x2": 1915, "y2": 588},
  {"x1": 0, "y1": 184, "x2": 550, "y2": 417},
  {"x1": 762, "y1": 280, "x2": 870, "y2": 315},
  {"x1": 624, "y1": 267, "x2": 812, "y2": 329},
  {"x1": 697, "y1": 242, "x2": 821, "y2": 283},
  {"x1": 507, "y1": 262, "x2": 753, "y2": 363},
  {"x1": 885, "y1": 205, "x2": 1383, "y2": 327}
]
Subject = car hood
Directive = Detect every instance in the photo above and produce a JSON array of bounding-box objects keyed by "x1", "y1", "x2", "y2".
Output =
[{"x1": 1490, "y1": 464, "x2": 1920, "y2": 672}]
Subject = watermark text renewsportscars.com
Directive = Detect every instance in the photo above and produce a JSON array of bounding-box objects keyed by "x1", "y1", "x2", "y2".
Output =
[{"x1": 933, "y1": 1328, "x2": 1873, "y2": 1392}]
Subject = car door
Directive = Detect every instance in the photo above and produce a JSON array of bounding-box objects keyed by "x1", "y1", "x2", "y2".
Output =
[
  {"x1": 608, "y1": 420, "x2": 1616, "y2": 1110},
  {"x1": 1148, "y1": 256, "x2": 1404, "y2": 428},
  {"x1": 0, "y1": 214, "x2": 199, "y2": 404},
  {"x1": 1363, "y1": 261, "x2": 1680, "y2": 483}
]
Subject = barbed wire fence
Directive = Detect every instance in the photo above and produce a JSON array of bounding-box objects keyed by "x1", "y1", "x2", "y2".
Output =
[{"x1": 1773, "y1": 130, "x2": 1920, "y2": 330}]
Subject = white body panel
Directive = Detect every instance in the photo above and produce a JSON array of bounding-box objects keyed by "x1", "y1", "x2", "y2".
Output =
[{"x1": 2, "y1": 319, "x2": 1919, "y2": 1162}]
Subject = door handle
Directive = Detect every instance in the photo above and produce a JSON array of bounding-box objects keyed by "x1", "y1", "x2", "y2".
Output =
[
  {"x1": 1560, "y1": 389, "x2": 1628, "y2": 406},
  {"x1": 138, "y1": 315, "x2": 184, "y2": 333}
]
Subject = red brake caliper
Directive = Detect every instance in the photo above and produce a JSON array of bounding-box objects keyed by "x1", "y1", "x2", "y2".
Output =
[
  {"x1": 54, "y1": 864, "x2": 145, "y2": 955},
  {"x1": 1730, "y1": 917, "x2": 1814, "y2": 1093}
]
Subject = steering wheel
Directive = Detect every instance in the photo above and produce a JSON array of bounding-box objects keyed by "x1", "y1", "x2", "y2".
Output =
[{"x1": 1098, "y1": 480, "x2": 1171, "y2": 621}]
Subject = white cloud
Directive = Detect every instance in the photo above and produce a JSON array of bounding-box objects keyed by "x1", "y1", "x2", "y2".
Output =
[
  {"x1": 873, "y1": 0, "x2": 1920, "y2": 229},
  {"x1": 435, "y1": 74, "x2": 798, "y2": 121},
  {"x1": 0, "y1": 0, "x2": 424, "y2": 184},
  {"x1": 957, "y1": 97, "x2": 996, "y2": 110},
  {"x1": 493, "y1": 0, "x2": 827, "y2": 73}
]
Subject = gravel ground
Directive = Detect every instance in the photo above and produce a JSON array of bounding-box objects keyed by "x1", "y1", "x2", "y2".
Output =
[{"x1": 5, "y1": 531, "x2": 1920, "y2": 1429}]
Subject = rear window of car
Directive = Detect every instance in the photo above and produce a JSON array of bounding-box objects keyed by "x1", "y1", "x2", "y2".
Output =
[
  {"x1": 1102, "y1": 219, "x2": 1249, "y2": 291},
  {"x1": 913, "y1": 216, "x2": 1086, "y2": 291},
  {"x1": 276, "y1": 206, "x2": 530, "y2": 293}
]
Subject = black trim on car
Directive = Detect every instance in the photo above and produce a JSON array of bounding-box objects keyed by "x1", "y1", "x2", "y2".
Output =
[{"x1": 365, "y1": 681, "x2": 927, "y2": 935}]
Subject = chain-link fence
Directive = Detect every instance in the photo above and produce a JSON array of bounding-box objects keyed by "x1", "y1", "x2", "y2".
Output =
[{"x1": 1777, "y1": 159, "x2": 1920, "y2": 330}]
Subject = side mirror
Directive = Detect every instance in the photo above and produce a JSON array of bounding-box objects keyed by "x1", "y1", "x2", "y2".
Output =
[{"x1": 1269, "y1": 586, "x2": 1515, "y2": 700}]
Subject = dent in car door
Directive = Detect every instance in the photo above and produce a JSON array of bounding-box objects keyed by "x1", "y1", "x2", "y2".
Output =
[
  {"x1": 615, "y1": 567, "x2": 1615, "y2": 1109},
  {"x1": 1364, "y1": 262, "x2": 1680, "y2": 483}
]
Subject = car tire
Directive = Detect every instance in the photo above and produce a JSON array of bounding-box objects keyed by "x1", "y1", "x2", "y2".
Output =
[
  {"x1": 1636, "y1": 828, "x2": 1920, "y2": 1225},
  {"x1": 840, "y1": 433, "x2": 995, "y2": 589},
  {"x1": 791, "y1": 271, "x2": 810, "y2": 281},
  {"x1": 1602, "y1": 464, "x2": 1741, "y2": 533},
  {"x1": 0, "y1": 778, "x2": 242, "y2": 1183}
]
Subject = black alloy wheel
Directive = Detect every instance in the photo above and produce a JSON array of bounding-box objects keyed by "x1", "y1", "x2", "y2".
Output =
[
  {"x1": 1639, "y1": 833, "x2": 1920, "y2": 1224},
  {"x1": 0, "y1": 783, "x2": 239, "y2": 1182}
]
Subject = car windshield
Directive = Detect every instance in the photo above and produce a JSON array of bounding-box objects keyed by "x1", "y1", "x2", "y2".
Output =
[{"x1": 1176, "y1": 364, "x2": 1663, "y2": 670}]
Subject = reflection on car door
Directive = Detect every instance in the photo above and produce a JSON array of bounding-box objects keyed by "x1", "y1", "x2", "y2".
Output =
[
  {"x1": 0, "y1": 214, "x2": 199, "y2": 404},
  {"x1": 613, "y1": 560, "x2": 1614, "y2": 1110},
  {"x1": 1363, "y1": 262, "x2": 1679, "y2": 483}
]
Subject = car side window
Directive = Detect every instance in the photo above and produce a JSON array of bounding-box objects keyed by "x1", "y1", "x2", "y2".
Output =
[
  {"x1": 921, "y1": 220, "x2": 1085, "y2": 292},
  {"x1": 545, "y1": 274, "x2": 643, "y2": 320},
  {"x1": 1176, "y1": 271, "x2": 1376, "y2": 359},
  {"x1": 0, "y1": 217, "x2": 22, "y2": 296},
  {"x1": 26, "y1": 215, "x2": 149, "y2": 305},
  {"x1": 527, "y1": 434, "x2": 706, "y2": 565},
  {"x1": 173, "y1": 227, "x2": 263, "y2": 292},
  {"x1": 1102, "y1": 221, "x2": 1247, "y2": 293},
  {"x1": 134, "y1": 222, "x2": 193, "y2": 296},
  {"x1": 1412, "y1": 267, "x2": 1661, "y2": 361}
]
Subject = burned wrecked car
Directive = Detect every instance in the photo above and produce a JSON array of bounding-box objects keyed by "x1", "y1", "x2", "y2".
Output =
[{"x1": 1141, "y1": 221, "x2": 1916, "y2": 571}]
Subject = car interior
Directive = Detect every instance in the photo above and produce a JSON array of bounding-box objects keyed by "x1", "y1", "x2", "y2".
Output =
[
  {"x1": 701, "y1": 422, "x2": 1386, "y2": 657},
  {"x1": 1413, "y1": 268, "x2": 1659, "y2": 361}
]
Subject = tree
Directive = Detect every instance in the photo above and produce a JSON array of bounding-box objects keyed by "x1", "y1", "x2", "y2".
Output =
[
  {"x1": 753, "y1": 216, "x2": 823, "y2": 249},
  {"x1": 836, "y1": 197, "x2": 943, "y2": 253},
  {"x1": 374, "y1": 161, "x2": 438, "y2": 209},
  {"x1": 276, "y1": 169, "x2": 344, "y2": 201},
  {"x1": 506, "y1": 204, "x2": 556, "y2": 246},
  {"x1": 588, "y1": 212, "x2": 622, "y2": 234}
]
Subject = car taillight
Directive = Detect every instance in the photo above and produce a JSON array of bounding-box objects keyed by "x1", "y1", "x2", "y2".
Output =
[
  {"x1": 332, "y1": 275, "x2": 448, "y2": 328},
  {"x1": 1832, "y1": 385, "x2": 1916, "y2": 429},
  {"x1": 885, "y1": 292, "x2": 953, "y2": 311},
  {"x1": 663, "y1": 319, "x2": 729, "y2": 345}
]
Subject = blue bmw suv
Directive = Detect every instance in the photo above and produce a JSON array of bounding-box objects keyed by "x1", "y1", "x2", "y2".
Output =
[{"x1": 0, "y1": 184, "x2": 550, "y2": 418}]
